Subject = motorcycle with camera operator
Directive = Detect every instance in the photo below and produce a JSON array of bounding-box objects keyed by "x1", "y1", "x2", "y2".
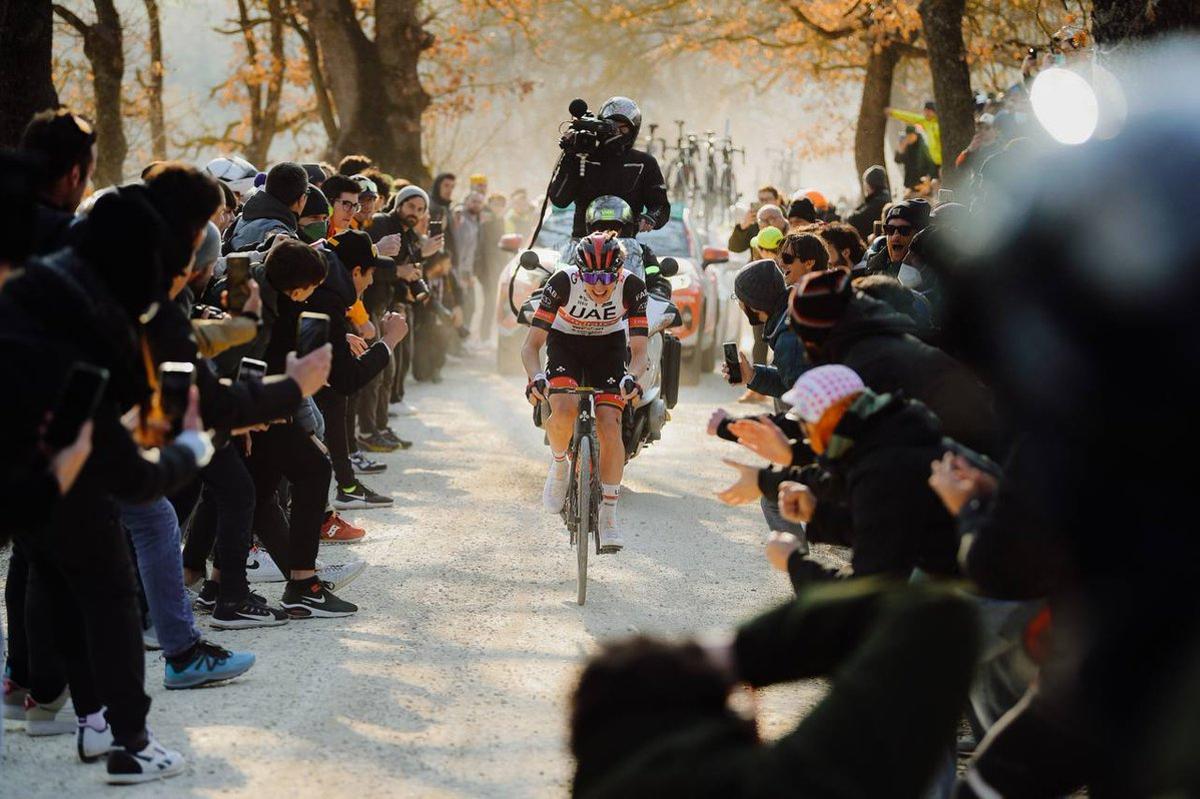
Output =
[
  {"x1": 549, "y1": 97, "x2": 670, "y2": 241},
  {"x1": 523, "y1": 233, "x2": 649, "y2": 553}
]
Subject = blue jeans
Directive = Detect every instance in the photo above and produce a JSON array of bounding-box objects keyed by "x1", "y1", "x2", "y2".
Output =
[
  {"x1": 120, "y1": 498, "x2": 201, "y2": 659},
  {"x1": 294, "y1": 395, "x2": 325, "y2": 439}
]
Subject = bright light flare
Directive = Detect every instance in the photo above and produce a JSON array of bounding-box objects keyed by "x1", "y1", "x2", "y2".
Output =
[{"x1": 1031, "y1": 67, "x2": 1099, "y2": 145}]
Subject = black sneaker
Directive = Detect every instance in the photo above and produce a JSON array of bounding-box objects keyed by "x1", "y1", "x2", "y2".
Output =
[
  {"x1": 349, "y1": 451, "x2": 387, "y2": 475},
  {"x1": 380, "y1": 428, "x2": 413, "y2": 450},
  {"x1": 280, "y1": 578, "x2": 358, "y2": 619},
  {"x1": 333, "y1": 480, "x2": 394, "y2": 510},
  {"x1": 194, "y1": 580, "x2": 218, "y2": 613},
  {"x1": 211, "y1": 596, "x2": 290, "y2": 630}
]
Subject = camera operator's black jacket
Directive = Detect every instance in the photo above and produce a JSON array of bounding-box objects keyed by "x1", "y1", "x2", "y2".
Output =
[
  {"x1": 267, "y1": 247, "x2": 390, "y2": 397},
  {"x1": 550, "y1": 147, "x2": 671, "y2": 238},
  {"x1": 0, "y1": 254, "x2": 201, "y2": 539}
]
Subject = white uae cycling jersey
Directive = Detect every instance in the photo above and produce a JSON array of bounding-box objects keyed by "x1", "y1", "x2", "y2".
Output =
[{"x1": 532, "y1": 265, "x2": 648, "y2": 337}]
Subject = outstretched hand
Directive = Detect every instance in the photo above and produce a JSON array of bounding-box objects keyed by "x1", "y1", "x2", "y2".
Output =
[
  {"x1": 715, "y1": 458, "x2": 762, "y2": 506},
  {"x1": 729, "y1": 416, "x2": 792, "y2": 465}
]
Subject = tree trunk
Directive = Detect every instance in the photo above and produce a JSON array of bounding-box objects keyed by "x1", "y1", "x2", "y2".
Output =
[
  {"x1": 143, "y1": 0, "x2": 166, "y2": 160},
  {"x1": 241, "y1": 0, "x2": 285, "y2": 166},
  {"x1": 854, "y1": 42, "x2": 899, "y2": 186},
  {"x1": 54, "y1": 0, "x2": 128, "y2": 187},
  {"x1": 0, "y1": 0, "x2": 59, "y2": 147},
  {"x1": 297, "y1": 0, "x2": 432, "y2": 183},
  {"x1": 1092, "y1": 0, "x2": 1200, "y2": 43},
  {"x1": 286, "y1": 7, "x2": 339, "y2": 154},
  {"x1": 918, "y1": 0, "x2": 973, "y2": 188}
]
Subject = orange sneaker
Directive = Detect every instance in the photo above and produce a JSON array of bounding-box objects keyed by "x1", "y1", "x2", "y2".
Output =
[{"x1": 320, "y1": 511, "x2": 366, "y2": 544}]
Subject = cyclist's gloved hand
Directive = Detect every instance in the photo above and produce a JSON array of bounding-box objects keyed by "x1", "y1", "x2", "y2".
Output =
[
  {"x1": 619, "y1": 374, "x2": 642, "y2": 400},
  {"x1": 526, "y1": 372, "x2": 549, "y2": 405}
]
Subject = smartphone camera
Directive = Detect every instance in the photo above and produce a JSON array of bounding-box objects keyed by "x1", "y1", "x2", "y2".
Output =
[{"x1": 723, "y1": 342, "x2": 742, "y2": 385}]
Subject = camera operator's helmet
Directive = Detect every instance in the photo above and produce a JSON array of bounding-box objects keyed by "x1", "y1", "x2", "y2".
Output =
[
  {"x1": 599, "y1": 97, "x2": 642, "y2": 148},
  {"x1": 574, "y1": 233, "x2": 625, "y2": 284},
  {"x1": 585, "y1": 196, "x2": 633, "y2": 233}
]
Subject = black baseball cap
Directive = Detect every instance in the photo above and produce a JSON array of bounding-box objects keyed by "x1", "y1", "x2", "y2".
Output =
[{"x1": 328, "y1": 229, "x2": 392, "y2": 272}]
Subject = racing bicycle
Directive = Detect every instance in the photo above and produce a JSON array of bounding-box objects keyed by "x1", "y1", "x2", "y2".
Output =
[{"x1": 547, "y1": 386, "x2": 601, "y2": 605}]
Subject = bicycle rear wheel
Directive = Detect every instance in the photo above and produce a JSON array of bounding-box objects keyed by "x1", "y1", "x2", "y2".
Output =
[{"x1": 575, "y1": 436, "x2": 592, "y2": 605}]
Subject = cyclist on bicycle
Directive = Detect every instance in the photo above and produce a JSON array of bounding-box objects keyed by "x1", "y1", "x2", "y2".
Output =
[
  {"x1": 522, "y1": 232, "x2": 649, "y2": 553},
  {"x1": 584, "y1": 195, "x2": 673, "y2": 299}
]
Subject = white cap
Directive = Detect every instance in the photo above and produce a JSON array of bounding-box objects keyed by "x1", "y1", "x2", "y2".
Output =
[
  {"x1": 204, "y1": 155, "x2": 259, "y2": 195},
  {"x1": 782, "y1": 365, "x2": 866, "y2": 423}
]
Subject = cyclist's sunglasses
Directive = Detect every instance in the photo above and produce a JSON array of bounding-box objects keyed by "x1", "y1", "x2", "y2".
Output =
[
  {"x1": 580, "y1": 271, "x2": 619, "y2": 285},
  {"x1": 883, "y1": 223, "x2": 914, "y2": 237}
]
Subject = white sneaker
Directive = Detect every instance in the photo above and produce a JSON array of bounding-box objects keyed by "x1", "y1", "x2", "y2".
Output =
[
  {"x1": 106, "y1": 736, "x2": 185, "y2": 784},
  {"x1": 78, "y1": 719, "x2": 115, "y2": 763},
  {"x1": 597, "y1": 505, "x2": 624, "y2": 553},
  {"x1": 246, "y1": 546, "x2": 286, "y2": 583},
  {"x1": 542, "y1": 460, "x2": 569, "y2": 514},
  {"x1": 390, "y1": 400, "x2": 418, "y2": 416},
  {"x1": 24, "y1": 688, "x2": 76, "y2": 736},
  {"x1": 317, "y1": 561, "x2": 366, "y2": 593}
]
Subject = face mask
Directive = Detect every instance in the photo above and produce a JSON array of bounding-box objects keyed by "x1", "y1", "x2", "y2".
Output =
[{"x1": 300, "y1": 221, "x2": 327, "y2": 243}]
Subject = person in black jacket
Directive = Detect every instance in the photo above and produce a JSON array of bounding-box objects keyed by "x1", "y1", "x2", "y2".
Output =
[
  {"x1": 845, "y1": 165, "x2": 891, "y2": 242},
  {"x1": 550, "y1": 96, "x2": 670, "y2": 238},
  {"x1": 865, "y1": 199, "x2": 930, "y2": 278},
  {"x1": 0, "y1": 186, "x2": 214, "y2": 782},
  {"x1": 306, "y1": 230, "x2": 409, "y2": 510},
  {"x1": 570, "y1": 578, "x2": 979, "y2": 798},
  {"x1": 19, "y1": 108, "x2": 96, "y2": 254},
  {"x1": 789, "y1": 268, "x2": 999, "y2": 457},
  {"x1": 761, "y1": 366, "x2": 960, "y2": 591}
]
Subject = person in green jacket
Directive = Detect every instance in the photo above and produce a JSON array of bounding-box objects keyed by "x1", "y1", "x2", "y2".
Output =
[
  {"x1": 887, "y1": 101, "x2": 942, "y2": 170},
  {"x1": 569, "y1": 579, "x2": 979, "y2": 798}
]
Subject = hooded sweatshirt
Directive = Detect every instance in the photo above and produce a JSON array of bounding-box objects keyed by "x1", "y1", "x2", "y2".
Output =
[
  {"x1": 230, "y1": 189, "x2": 298, "y2": 251},
  {"x1": 429, "y1": 173, "x2": 457, "y2": 260}
]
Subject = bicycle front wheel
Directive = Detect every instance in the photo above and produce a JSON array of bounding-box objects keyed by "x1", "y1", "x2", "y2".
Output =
[{"x1": 575, "y1": 436, "x2": 592, "y2": 605}]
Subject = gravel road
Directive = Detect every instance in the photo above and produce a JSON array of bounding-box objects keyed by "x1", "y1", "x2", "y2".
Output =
[{"x1": 2, "y1": 350, "x2": 831, "y2": 798}]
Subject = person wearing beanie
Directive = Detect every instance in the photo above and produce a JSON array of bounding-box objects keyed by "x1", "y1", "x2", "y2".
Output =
[
  {"x1": 365, "y1": 182, "x2": 442, "y2": 416},
  {"x1": 0, "y1": 184, "x2": 218, "y2": 783},
  {"x1": 788, "y1": 269, "x2": 998, "y2": 457},
  {"x1": 297, "y1": 185, "x2": 331, "y2": 244},
  {"x1": 865, "y1": 199, "x2": 930, "y2": 278},
  {"x1": 786, "y1": 197, "x2": 818, "y2": 229},
  {"x1": 758, "y1": 364, "x2": 961, "y2": 592},
  {"x1": 887, "y1": 101, "x2": 942, "y2": 169},
  {"x1": 846, "y1": 165, "x2": 892, "y2": 241},
  {"x1": 229, "y1": 161, "x2": 309, "y2": 251},
  {"x1": 724, "y1": 259, "x2": 804, "y2": 401}
]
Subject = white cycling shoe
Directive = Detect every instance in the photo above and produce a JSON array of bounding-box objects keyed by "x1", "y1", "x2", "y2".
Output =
[
  {"x1": 543, "y1": 460, "x2": 569, "y2": 514},
  {"x1": 598, "y1": 505, "x2": 624, "y2": 553}
]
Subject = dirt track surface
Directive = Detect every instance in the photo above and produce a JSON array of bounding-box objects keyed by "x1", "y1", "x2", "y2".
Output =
[{"x1": 2, "y1": 351, "x2": 830, "y2": 798}]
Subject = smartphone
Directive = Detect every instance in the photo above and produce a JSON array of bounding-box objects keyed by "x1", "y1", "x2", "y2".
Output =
[
  {"x1": 236, "y1": 357, "x2": 267, "y2": 384},
  {"x1": 158, "y1": 362, "x2": 196, "y2": 438},
  {"x1": 44, "y1": 362, "x2": 110, "y2": 450},
  {"x1": 428, "y1": 219, "x2": 443, "y2": 237},
  {"x1": 937, "y1": 188, "x2": 954, "y2": 205},
  {"x1": 723, "y1": 342, "x2": 742, "y2": 385},
  {"x1": 296, "y1": 311, "x2": 331, "y2": 357},
  {"x1": 225, "y1": 255, "x2": 252, "y2": 311},
  {"x1": 872, "y1": 220, "x2": 884, "y2": 239}
]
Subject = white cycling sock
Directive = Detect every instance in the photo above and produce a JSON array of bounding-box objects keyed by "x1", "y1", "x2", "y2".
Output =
[
  {"x1": 601, "y1": 483, "x2": 620, "y2": 510},
  {"x1": 551, "y1": 449, "x2": 568, "y2": 475}
]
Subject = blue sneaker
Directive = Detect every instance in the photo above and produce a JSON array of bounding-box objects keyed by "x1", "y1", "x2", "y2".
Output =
[{"x1": 163, "y1": 640, "x2": 255, "y2": 690}]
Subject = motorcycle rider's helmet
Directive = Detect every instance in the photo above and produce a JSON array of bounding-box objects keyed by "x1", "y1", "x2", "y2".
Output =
[
  {"x1": 599, "y1": 96, "x2": 642, "y2": 149},
  {"x1": 585, "y1": 196, "x2": 633, "y2": 233},
  {"x1": 574, "y1": 233, "x2": 625, "y2": 285}
]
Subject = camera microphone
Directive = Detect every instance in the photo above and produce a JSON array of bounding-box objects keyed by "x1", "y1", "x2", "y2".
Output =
[{"x1": 568, "y1": 98, "x2": 589, "y2": 118}]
